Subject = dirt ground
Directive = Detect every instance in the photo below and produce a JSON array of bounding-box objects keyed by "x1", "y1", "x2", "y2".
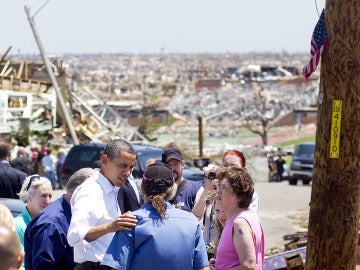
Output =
[
  {"x1": 256, "y1": 181, "x2": 360, "y2": 269},
  {"x1": 255, "y1": 181, "x2": 311, "y2": 253}
]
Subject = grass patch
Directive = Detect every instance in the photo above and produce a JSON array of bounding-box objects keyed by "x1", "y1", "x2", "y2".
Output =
[{"x1": 276, "y1": 135, "x2": 316, "y2": 148}]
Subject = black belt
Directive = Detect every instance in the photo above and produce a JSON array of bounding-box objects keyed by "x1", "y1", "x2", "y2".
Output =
[
  {"x1": 78, "y1": 261, "x2": 112, "y2": 270},
  {"x1": 80, "y1": 261, "x2": 102, "y2": 269}
]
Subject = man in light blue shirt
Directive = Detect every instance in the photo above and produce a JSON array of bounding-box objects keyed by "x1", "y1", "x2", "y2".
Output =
[{"x1": 42, "y1": 149, "x2": 57, "y2": 189}]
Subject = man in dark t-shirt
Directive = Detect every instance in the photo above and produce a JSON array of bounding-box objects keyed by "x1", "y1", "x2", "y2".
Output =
[{"x1": 162, "y1": 147, "x2": 203, "y2": 212}]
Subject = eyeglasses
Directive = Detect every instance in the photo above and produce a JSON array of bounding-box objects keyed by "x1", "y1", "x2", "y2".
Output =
[
  {"x1": 217, "y1": 183, "x2": 232, "y2": 192},
  {"x1": 26, "y1": 175, "x2": 41, "y2": 191}
]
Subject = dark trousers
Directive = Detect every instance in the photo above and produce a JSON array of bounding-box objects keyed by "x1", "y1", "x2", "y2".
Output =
[{"x1": 75, "y1": 262, "x2": 111, "y2": 270}]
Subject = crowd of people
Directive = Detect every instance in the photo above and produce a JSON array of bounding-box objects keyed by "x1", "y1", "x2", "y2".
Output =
[
  {"x1": 0, "y1": 137, "x2": 265, "y2": 270},
  {"x1": 1, "y1": 139, "x2": 67, "y2": 194}
]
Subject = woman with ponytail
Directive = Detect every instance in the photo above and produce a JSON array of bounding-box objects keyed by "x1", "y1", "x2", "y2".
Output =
[{"x1": 102, "y1": 163, "x2": 210, "y2": 270}]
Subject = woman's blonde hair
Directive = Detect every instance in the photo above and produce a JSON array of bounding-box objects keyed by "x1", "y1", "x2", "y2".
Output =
[{"x1": 0, "y1": 204, "x2": 15, "y2": 231}]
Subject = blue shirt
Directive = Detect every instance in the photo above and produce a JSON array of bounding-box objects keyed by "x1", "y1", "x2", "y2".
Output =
[
  {"x1": 170, "y1": 179, "x2": 202, "y2": 212},
  {"x1": 24, "y1": 196, "x2": 74, "y2": 270},
  {"x1": 102, "y1": 203, "x2": 209, "y2": 270},
  {"x1": 56, "y1": 153, "x2": 67, "y2": 180}
]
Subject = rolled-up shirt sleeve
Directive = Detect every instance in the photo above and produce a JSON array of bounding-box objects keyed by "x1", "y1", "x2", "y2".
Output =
[
  {"x1": 67, "y1": 189, "x2": 100, "y2": 246},
  {"x1": 193, "y1": 223, "x2": 209, "y2": 270}
]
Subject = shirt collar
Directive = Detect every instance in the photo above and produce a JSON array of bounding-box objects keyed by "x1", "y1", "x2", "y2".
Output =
[
  {"x1": 23, "y1": 207, "x2": 32, "y2": 223},
  {"x1": 143, "y1": 202, "x2": 173, "y2": 211},
  {"x1": 98, "y1": 171, "x2": 120, "y2": 195}
]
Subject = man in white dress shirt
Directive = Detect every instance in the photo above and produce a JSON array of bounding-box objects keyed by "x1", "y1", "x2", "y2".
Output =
[{"x1": 67, "y1": 139, "x2": 138, "y2": 269}]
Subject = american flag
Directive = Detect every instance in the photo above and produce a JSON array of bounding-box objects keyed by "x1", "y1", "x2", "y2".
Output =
[{"x1": 302, "y1": 9, "x2": 329, "y2": 80}]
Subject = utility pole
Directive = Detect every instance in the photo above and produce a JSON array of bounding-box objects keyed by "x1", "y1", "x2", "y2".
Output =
[
  {"x1": 198, "y1": 115, "x2": 203, "y2": 157},
  {"x1": 24, "y1": 5, "x2": 79, "y2": 144},
  {"x1": 306, "y1": 2, "x2": 360, "y2": 269}
]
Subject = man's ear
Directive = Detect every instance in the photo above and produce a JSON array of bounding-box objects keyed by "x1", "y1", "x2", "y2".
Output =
[
  {"x1": 100, "y1": 154, "x2": 108, "y2": 165},
  {"x1": 181, "y1": 161, "x2": 185, "y2": 169}
]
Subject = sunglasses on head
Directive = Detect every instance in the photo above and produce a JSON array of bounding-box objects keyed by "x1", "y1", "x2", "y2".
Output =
[{"x1": 26, "y1": 175, "x2": 41, "y2": 191}]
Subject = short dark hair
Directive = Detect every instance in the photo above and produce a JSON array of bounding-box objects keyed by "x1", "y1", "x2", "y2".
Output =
[
  {"x1": 103, "y1": 139, "x2": 135, "y2": 160},
  {"x1": 0, "y1": 139, "x2": 12, "y2": 160}
]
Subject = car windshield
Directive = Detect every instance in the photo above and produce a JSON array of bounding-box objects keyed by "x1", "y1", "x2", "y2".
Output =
[
  {"x1": 67, "y1": 148, "x2": 100, "y2": 166},
  {"x1": 295, "y1": 144, "x2": 315, "y2": 157},
  {"x1": 136, "y1": 149, "x2": 163, "y2": 169}
]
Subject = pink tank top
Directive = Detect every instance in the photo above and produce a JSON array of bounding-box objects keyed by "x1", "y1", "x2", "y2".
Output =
[{"x1": 215, "y1": 209, "x2": 264, "y2": 270}]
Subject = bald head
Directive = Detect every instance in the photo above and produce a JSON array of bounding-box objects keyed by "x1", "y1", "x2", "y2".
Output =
[
  {"x1": 0, "y1": 226, "x2": 23, "y2": 270},
  {"x1": 66, "y1": 167, "x2": 96, "y2": 194}
]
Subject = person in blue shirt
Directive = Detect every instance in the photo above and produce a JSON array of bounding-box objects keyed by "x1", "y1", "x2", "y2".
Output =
[
  {"x1": 102, "y1": 163, "x2": 210, "y2": 270},
  {"x1": 162, "y1": 147, "x2": 203, "y2": 212},
  {"x1": 24, "y1": 168, "x2": 95, "y2": 270}
]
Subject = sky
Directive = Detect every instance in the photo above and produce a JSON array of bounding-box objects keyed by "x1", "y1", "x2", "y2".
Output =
[{"x1": 2, "y1": 0, "x2": 325, "y2": 55}]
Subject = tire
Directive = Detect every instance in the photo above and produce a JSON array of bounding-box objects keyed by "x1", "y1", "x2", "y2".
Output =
[
  {"x1": 302, "y1": 179, "x2": 311, "y2": 185},
  {"x1": 289, "y1": 178, "x2": 297, "y2": 185}
]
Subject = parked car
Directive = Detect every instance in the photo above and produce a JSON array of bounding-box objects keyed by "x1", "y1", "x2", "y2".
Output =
[
  {"x1": 61, "y1": 143, "x2": 204, "y2": 186},
  {"x1": 0, "y1": 198, "x2": 26, "y2": 217},
  {"x1": 289, "y1": 142, "x2": 315, "y2": 185}
]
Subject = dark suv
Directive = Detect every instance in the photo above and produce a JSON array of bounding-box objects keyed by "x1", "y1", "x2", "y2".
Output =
[
  {"x1": 61, "y1": 143, "x2": 204, "y2": 185},
  {"x1": 289, "y1": 142, "x2": 315, "y2": 185}
]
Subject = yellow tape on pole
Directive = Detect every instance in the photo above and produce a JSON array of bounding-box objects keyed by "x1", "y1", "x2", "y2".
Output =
[{"x1": 330, "y1": 100, "x2": 342, "y2": 158}]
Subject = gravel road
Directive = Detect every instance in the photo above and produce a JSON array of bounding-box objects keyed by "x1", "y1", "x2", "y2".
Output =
[{"x1": 256, "y1": 181, "x2": 311, "y2": 252}]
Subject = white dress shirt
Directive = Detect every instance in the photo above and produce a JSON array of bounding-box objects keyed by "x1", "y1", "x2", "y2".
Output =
[{"x1": 67, "y1": 170, "x2": 120, "y2": 263}]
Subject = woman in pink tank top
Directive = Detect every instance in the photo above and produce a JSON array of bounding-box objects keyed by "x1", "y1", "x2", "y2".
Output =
[{"x1": 210, "y1": 167, "x2": 264, "y2": 270}]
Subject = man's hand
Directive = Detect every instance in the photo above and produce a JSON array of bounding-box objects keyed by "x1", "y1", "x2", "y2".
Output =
[
  {"x1": 108, "y1": 212, "x2": 138, "y2": 232},
  {"x1": 85, "y1": 212, "x2": 138, "y2": 242}
]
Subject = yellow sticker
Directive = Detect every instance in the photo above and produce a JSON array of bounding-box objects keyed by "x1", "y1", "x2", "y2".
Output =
[{"x1": 330, "y1": 100, "x2": 342, "y2": 158}]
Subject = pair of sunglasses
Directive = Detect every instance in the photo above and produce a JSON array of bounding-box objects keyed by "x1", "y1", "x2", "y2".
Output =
[{"x1": 26, "y1": 175, "x2": 41, "y2": 191}]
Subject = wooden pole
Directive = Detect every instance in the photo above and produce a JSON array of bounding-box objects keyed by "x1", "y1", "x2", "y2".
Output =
[
  {"x1": 198, "y1": 115, "x2": 203, "y2": 157},
  {"x1": 24, "y1": 5, "x2": 79, "y2": 145},
  {"x1": 306, "y1": 2, "x2": 360, "y2": 269}
]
